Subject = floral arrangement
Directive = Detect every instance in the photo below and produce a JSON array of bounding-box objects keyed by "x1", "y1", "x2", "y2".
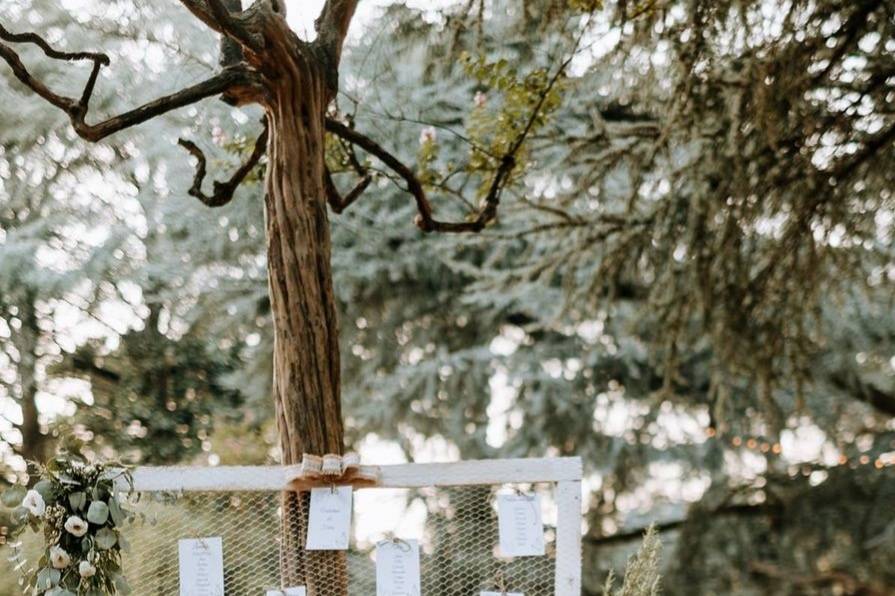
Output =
[{"x1": 2, "y1": 447, "x2": 134, "y2": 595}]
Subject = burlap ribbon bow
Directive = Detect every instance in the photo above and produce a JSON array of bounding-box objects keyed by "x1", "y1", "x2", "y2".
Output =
[{"x1": 286, "y1": 452, "x2": 379, "y2": 491}]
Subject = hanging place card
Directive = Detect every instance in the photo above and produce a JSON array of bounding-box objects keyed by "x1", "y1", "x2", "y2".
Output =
[
  {"x1": 376, "y1": 539, "x2": 421, "y2": 596},
  {"x1": 265, "y1": 588, "x2": 306, "y2": 596},
  {"x1": 497, "y1": 493, "x2": 545, "y2": 557},
  {"x1": 306, "y1": 486, "x2": 353, "y2": 550},
  {"x1": 178, "y1": 537, "x2": 224, "y2": 596}
]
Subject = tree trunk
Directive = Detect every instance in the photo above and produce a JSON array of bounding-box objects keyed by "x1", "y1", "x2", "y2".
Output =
[{"x1": 259, "y1": 19, "x2": 346, "y2": 594}]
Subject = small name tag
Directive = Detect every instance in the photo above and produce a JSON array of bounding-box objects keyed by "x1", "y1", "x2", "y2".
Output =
[
  {"x1": 497, "y1": 493, "x2": 545, "y2": 557},
  {"x1": 376, "y1": 539, "x2": 421, "y2": 596},
  {"x1": 306, "y1": 486, "x2": 353, "y2": 550},
  {"x1": 178, "y1": 537, "x2": 224, "y2": 596}
]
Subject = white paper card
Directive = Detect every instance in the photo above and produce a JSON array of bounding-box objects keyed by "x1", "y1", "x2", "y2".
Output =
[
  {"x1": 497, "y1": 493, "x2": 545, "y2": 557},
  {"x1": 376, "y1": 539, "x2": 421, "y2": 596},
  {"x1": 265, "y1": 588, "x2": 306, "y2": 596},
  {"x1": 305, "y1": 486, "x2": 353, "y2": 550},
  {"x1": 178, "y1": 537, "x2": 224, "y2": 596},
  {"x1": 481, "y1": 592, "x2": 524, "y2": 596}
]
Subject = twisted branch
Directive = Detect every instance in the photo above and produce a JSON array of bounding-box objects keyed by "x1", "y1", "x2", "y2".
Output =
[
  {"x1": 178, "y1": 118, "x2": 270, "y2": 207},
  {"x1": 325, "y1": 117, "x2": 516, "y2": 233},
  {"x1": 316, "y1": 0, "x2": 359, "y2": 62},
  {"x1": 176, "y1": 0, "x2": 263, "y2": 53},
  {"x1": 324, "y1": 167, "x2": 373, "y2": 214},
  {"x1": 205, "y1": 0, "x2": 264, "y2": 53},
  {"x1": 323, "y1": 47, "x2": 572, "y2": 233},
  {"x1": 0, "y1": 23, "x2": 257, "y2": 142}
]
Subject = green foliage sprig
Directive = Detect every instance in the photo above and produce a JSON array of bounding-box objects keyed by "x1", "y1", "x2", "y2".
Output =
[
  {"x1": 603, "y1": 525, "x2": 662, "y2": 596},
  {"x1": 404, "y1": 52, "x2": 568, "y2": 208},
  {"x1": 2, "y1": 443, "x2": 134, "y2": 595},
  {"x1": 462, "y1": 52, "x2": 564, "y2": 163}
]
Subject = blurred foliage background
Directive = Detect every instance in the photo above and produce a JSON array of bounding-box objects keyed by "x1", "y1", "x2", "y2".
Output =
[{"x1": 0, "y1": 0, "x2": 893, "y2": 594}]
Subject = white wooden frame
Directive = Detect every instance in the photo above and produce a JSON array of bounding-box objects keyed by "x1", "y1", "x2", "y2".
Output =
[{"x1": 125, "y1": 457, "x2": 583, "y2": 596}]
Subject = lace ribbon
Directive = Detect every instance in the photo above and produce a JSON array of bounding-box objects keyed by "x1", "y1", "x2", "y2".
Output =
[{"x1": 286, "y1": 452, "x2": 379, "y2": 491}]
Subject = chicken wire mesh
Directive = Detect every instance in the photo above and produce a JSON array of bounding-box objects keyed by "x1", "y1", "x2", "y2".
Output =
[{"x1": 119, "y1": 482, "x2": 560, "y2": 595}]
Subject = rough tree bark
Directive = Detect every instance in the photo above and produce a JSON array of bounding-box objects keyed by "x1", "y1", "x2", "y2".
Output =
[{"x1": 257, "y1": 11, "x2": 348, "y2": 590}]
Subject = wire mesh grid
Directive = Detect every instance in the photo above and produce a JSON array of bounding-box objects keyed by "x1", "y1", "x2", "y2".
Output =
[{"x1": 120, "y1": 483, "x2": 559, "y2": 595}]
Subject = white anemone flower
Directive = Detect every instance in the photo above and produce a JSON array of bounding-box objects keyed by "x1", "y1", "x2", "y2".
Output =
[
  {"x1": 78, "y1": 560, "x2": 97, "y2": 578},
  {"x1": 21, "y1": 490, "x2": 46, "y2": 517},
  {"x1": 49, "y1": 546, "x2": 72, "y2": 569},
  {"x1": 64, "y1": 515, "x2": 89, "y2": 537}
]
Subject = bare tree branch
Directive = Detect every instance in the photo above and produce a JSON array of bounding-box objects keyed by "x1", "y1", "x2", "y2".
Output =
[
  {"x1": 585, "y1": 502, "x2": 782, "y2": 547},
  {"x1": 178, "y1": 118, "x2": 270, "y2": 207},
  {"x1": 829, "y1": 371, "x2": 895, "y2": 418},
  {"x1": 0, "y1": 23, "x2": 109, "y2": 111},
  {"x1": 176, "y1": 0, "x2": 263, "y2": 53},
  {"x1": 177, "y1": 0, "x2": 224, "y2": 32},
  {"x1": 324, "y1": 117, "x2": 441, "y2": 228},
  {"x1": 316, "y1": 0, "x2": 359, "y2": 63},
  {"x1": 0, "y1": 24, "x2": 259, "y2": 142},
  {"x1": 323, "y1": 46, "x2": 574, "y2": 233},
  {"x1": 0, "y1": 23, "x2": 108, "y2": 64},
  {"x1": 324, "y1": 167, "x2": 372, "y2": 214},
  {"x1": 69, "y1": 354, "x2": 123, "y2": 385},
  {"x1": 205, "y1": 0, "x2": 264, "y2": 52},
  {"x1": 325, "y1": 116, "x2": 520, "y2": 233}
]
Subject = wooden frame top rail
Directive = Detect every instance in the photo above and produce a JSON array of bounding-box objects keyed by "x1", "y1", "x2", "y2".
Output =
[{"x1": 123, "y1": 457, "x2": 584, "y2": 493}]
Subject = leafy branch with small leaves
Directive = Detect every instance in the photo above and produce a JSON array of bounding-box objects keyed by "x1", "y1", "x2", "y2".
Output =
[
  {"x1": 2, "y1": 445, "x2": 134, "y2": 595},
  {"x1": 603, "y1": 525, "x2": 662, "y2": 596}
]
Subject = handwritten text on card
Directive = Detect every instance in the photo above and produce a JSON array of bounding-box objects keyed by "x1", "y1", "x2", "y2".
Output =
[
  {"x1": 376, "y1": 539, "x2": 421, "y2": 596},
  {"x1": 178, "y1": 537, "x2": 224, "y2": 596},
  {"x1": 497, "y1": 493, "x2": 545, "y2": 557},
  {"x1": 306, "y1": 486, "x2": 353, "y2": 550}
]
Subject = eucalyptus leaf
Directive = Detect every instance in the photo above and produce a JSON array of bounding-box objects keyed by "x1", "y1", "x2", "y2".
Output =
[
  {"x1": 108, "y1": 497, "x2": 125, "y2": 526},
  {"x1": 87, "y1": 501, "x2": 110, "y2": 525},
  {"x1": 33, "y1": 480, "x2": 54, "y2": 501},
  {"x1": 36, "y1": 567, "x2": 60, "y2": 589},
  {"x1": 1, "y1": 486, "x2": 26, "y2": 508},
  {"x1": 95, "y1": 527, "x2": 118, "y2": 550},
  {"x1": 114, "y1": 573, "x2": 132, "y2": 595},
  {"x1": 68, "y1": 491, "x2": 87, "y2": 512},
  {"x1": 118, "y1": 532, "x2": 131, "y2": 553},
  {"x1": 11, "y1": 506, "x2": 30, "y2": 526}
]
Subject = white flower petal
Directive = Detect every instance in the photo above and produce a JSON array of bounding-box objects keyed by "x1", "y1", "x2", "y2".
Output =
[
  {"x1": 64, "y1": 515, "x2": 89, "y2": 537},
  {"x1": 49, "y1": 546, "x2": 71, "y2": 570},
  {"x1": 78, "y1": 560, "x2": 97, "y2": 578},
  {"x1": 22, "y1": 490, "x2": 46, "y2": 517}
]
